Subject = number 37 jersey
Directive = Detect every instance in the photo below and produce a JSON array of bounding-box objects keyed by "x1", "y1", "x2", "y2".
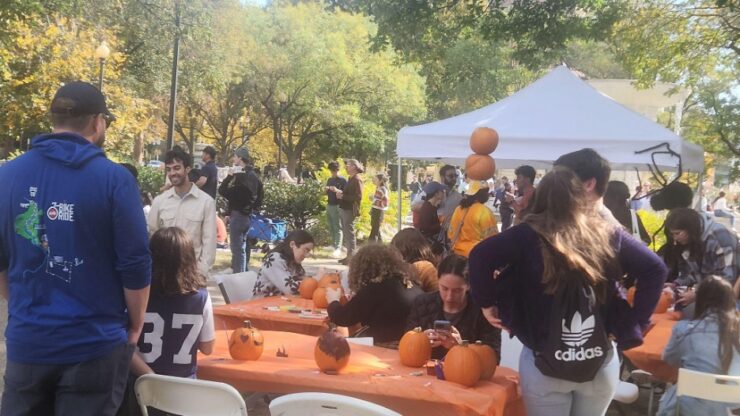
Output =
[{"x1": 137, "y1": 288, "x2": 215, "y2": 378}]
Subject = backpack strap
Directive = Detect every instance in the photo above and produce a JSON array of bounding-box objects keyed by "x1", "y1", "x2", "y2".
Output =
[{"x1": 449, "y1": 208, "x2": 470, "y2": 250}]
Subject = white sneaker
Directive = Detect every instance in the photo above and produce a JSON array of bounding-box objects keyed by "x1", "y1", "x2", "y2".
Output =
[{"x1": 331, "y1": 248, "x2": 343, "y2": 258}]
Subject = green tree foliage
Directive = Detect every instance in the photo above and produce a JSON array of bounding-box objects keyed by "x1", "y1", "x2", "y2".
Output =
[
  {"x1": 241, "y1": 3, "x2": 427, "y2": 174},
  {"x1": 261, "y1": 179, "x2": 326, "y2": 230}
]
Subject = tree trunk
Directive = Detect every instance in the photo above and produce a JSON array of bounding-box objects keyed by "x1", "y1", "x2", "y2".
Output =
[
  {"x1": 132, "y1": 133, "x2": 144, "y2": 163},
  {"x1": 286, "y1": 151, "x2": 299, "y2": 178}
]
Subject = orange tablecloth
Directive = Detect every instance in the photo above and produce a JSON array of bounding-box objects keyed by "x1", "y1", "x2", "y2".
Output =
[
  {"x1": 214, "y1": 296, "x2": 329, "y2": 336},
  {"x1": 198, "y1": 330, "x2": 524, "y2": 416},
  {"x1": 624, "y1": 318, "x2": 679, "y2": 383}
]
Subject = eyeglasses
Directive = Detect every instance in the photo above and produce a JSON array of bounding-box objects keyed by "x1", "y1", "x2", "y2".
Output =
[{"x1": 101, "y1": 113, "x2": 114, "y2": 128}]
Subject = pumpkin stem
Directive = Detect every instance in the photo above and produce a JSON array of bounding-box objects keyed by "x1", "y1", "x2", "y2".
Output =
[
  {"x1": 474, "y1": 340, "x2": 483, "y2": 345},
  {"x1": 243, "y1": 320, "x2": 253, "y2": 328},
  {"x1": 413, "y1": 327, "x2": 423, "y2": 333},
  {"x1": 460, "y1": 340, "x2": 470, "y2": 347}
]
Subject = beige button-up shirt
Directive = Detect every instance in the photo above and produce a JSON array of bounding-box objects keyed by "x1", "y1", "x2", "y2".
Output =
[{"x1": 148, "y1": 184, "x2": 217, "y2": 275}]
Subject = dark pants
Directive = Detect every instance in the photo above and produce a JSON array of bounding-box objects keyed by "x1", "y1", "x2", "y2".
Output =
[
  {"x1": 229, "y1": 211, "x2": 251, "y2": 273},
  {"x1": 1, "y1": 343, "x2": 134, "y2": 416},
  {"x1": 500, "y1": 206, "x2": 513, "y2": 231},
  {"x1": 369, "y1": 208, "x2": 384, "y2": 242},
  {"x1": 340, "y1": 208, "x2": 358, "y2": 257}
]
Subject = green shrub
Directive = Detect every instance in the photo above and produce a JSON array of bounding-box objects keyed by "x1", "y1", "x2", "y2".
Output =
[
  {"x1": 261, "y1": 179, "x2": 326, "y2": 230},
  {"x1": 138, "y1": 166, "x2": 165, "y2": 196}
]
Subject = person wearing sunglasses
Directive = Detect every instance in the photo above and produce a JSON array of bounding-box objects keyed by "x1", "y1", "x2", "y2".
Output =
[{"x1": 0, "y1": 81, "x2": 150, "y2": 415}]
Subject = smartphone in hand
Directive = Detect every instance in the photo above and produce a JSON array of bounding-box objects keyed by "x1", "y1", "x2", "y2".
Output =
[{"x1": 433, "y1": 320, "x2": 452, "y2": 335}]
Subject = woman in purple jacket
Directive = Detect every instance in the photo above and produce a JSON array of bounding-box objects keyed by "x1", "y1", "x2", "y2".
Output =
[{"x1": 469, "y1": 167, "x2": 667, "y2": 416}]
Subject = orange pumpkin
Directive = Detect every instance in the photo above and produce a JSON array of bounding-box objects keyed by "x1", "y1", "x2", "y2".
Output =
[
  {"x1": 626, "y1": 286, "x2": 636, "y2": 306},
  {"x1": 228, "y1": 320, "x2": 264, "y2": 361},
  {"x1": 443, "y1": 341, "x2": 481, "y2": 387},
  {"x1": 469, "y1": 127, "x2": 499, "y2": 155},
  {"x1": 465, "y1": 154, "x2": 496, "y2": 181},
  {"x1": 469, "y1": 341, "x2": 498, "y2": 380},
  {"x1": 319, "y1": 273, "x2": 342, "y2": 289},
  {"x1": 314, "y1": 327, "x2": 351, "y2": 373},
  {"x1": 299, "y1": 277, "x2": 319, "y2": 299},
  {"x1": 312, "y1": 286, "x2": 346, "y2": 309},
  {"x1": 399, "y1": 327, "x2": 432, "y2": 368},
  {"x1": 654, "y1": 290, "x2": 674, "y2": 314}
]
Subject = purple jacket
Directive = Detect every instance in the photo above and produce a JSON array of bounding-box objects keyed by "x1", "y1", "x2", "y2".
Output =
[{"x1": 469, "y1": 223, "x2": 667, "y2": 352}]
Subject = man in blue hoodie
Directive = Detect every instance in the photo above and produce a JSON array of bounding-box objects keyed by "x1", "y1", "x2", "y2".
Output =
[{"x1": 0, "y1": 82, "x2": 151, "y2": 416}]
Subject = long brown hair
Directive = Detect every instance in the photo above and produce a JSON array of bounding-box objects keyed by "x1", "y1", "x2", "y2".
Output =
[
  {"x1": 150, "y1": 227, "x2": 206, "y2": 295},
  {"x1": 524, "y1": 167, "x2": 616, "y2": 293},
  {"x1": 347, "y1": 244, "x2": 411, "y2": 293},
  {"x1": 694, "y1": 276, "x2": 740, "y2": 374},
  {"x1": 664, "y1": 208, "x2": 704, "y2": 263},
  {"x1": 390, "y1": 228, "x2": 437, "y2": 265}
]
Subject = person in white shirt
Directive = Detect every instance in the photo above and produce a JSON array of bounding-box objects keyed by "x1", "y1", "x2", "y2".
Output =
[
  {"x1": 148, "y1": 148, "x2": 217, "y2": 276},
  {"x1": 713, "y1": 191, "x2": 737, "y2": 228}
]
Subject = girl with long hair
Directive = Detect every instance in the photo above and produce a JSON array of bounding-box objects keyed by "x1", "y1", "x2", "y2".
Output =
[
  {"x1": 469, "y1": 167, "x2": 667, "y2": 416},
  {"x1": 252, "y1": 230, "x2": 314, "y2": 297},
  {"x1": 657, "y1": 276, "x2": 740, "y2": 415},
  {"x1": 324, "y1": 244, "x2": 423, "y2": 344},
  {"x1": 122, "y1": 227, "x2": 216, "y2": 415},
  {"x1": 603, "y1": 180, "x2": 650, "y2": 244},
  {"x1": 391, "y1": 228, "x2": 439, "y2": 292},
  {"x1": 447, "y1": 180, "x2": 498, "y2": 257},
  {"x1": 662, "y1": 208, "x2": 738, "y2": 314}
]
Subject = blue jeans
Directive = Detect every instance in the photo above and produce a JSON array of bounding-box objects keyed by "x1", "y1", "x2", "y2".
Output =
[
  {"x1": 229, "y1": 211, "x2": 251, "y2": 273},
  {"x1": 1, "y1": 343, "x2": 134, "y2": 416},
  {"x1": 326, "y1": 204, "x2": 343, "y2": 250},
  {"x1": 518, "y1": 344, "x2": 619, "y2": 416},
  {"x1": 714, "y1": 209, "x2": 737, "y2": 227}
]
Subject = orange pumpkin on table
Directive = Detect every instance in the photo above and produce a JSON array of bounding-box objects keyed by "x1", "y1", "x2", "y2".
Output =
[
  {"x1": 469, "y1": 127, "x2": 499, "y2": 155},
  {"x1": 228, "y1": 320, "x2": 264, "y2": 361},
  {"x1": 469, "y1": 341, "x2": 498, "y2": 380},
  {"x1": 399, "y1": 327, "x2": 432, "y2": 368},
  {"x1": 626, "y1": 286, "x2": 674, "y2": 313},
  {"x1": 443, "y1": 341, "x2": 481, "y2": 387},
  {"x1": 319, "y1": 273, "x2": 342, "y2": 289},
  {"x1": 313, "y1": 286, "x2": 347, "y2": 309},
  {"x1": 299, "y1": 277, "x2": 319, "y2": 299},
  {"x1": 465, "y1": 154, "x2": 496, "y2": 181},
  {"x1": 314, "y1": 326, "x2": 351, "y2": 373}
]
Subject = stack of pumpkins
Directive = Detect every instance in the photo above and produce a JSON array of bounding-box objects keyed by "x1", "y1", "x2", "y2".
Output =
[
  {"x1": 398, "y1": 328, "x2": 498, "y2": 387},
  {"x1": 299, "y1": 273, "x2": 347, "y2": 309},
  {"x1": 465, "y1": 127, "x2": 499, "y2": 181}
]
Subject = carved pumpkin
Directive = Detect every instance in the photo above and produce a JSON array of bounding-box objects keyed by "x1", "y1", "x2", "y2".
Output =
[
  {"x1": 465, "y1": 154, "x2": 496, "y2": 181},
  {"x1": 314, "y1": 326, "x2": 351, "y2": 373},
  {"x1": 313, "y1": 286, "x2": 346, "y2": 309},
  {"x1": 469, "y1": 127, "x2": 499, "y2": 155},
  {"x1": 399, "y1": 327, "x2": 432, "y2": 368},
  {"x1": 319, "y1": 273, "x2": 342, "y2": 289},
  {"x1": 443, "y1": 341, "x2": 481, "y2": 387},
  {"x1": 654, "y1": 290, "x2": 674, "y2": 314},
  {"x1": 469, "y1": 341, "x2": 498, "y2": 380},
  {"x1": 228, "y1": 320, "x2": 264, "y2": 361},
  {"x1": 299, "y1": 277, "x2": 319, "y2": 299}
]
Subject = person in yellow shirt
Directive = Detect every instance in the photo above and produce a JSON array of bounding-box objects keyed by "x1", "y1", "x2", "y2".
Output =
[{"x1": 448, "y1": 180, "x2": 498, "y2": 257}]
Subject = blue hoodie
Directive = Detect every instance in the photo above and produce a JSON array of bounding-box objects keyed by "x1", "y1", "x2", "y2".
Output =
[{"x1": 0, "y1": 132, "x2": 151, "y2": 364}]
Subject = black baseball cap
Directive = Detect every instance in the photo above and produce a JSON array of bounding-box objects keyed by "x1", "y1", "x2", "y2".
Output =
[{"x1": 50, "y1": 81, "x2": 115, "y2": 121}]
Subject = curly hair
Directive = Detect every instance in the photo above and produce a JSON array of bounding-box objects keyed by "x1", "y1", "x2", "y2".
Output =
[{"x1": 347, "y1": 244, "x2": 411, "y2": 293}]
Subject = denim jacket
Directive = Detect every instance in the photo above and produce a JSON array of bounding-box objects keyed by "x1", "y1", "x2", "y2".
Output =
[{"x1": 657, "y1": 315, "x2": 740, "y2": 416}]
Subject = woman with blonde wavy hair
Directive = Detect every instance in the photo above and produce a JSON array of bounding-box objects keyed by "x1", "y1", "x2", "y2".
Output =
[
  {"x1": 469, "y1": 166, "x2": 667, "y2": 416},
  {"x1": 324, "y1": 244, "x2": 423, "y2": 344}
]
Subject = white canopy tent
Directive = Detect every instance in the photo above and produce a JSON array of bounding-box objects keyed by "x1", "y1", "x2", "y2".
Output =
[{"x1": 394, "y1": 65, "x2": 704, "y2": 227}]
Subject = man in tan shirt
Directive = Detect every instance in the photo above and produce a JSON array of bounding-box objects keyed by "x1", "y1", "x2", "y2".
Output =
[{"x1": 148, "y1": 147, "x2": 217, "y2": 275}]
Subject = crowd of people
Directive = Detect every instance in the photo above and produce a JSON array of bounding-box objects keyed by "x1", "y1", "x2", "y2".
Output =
[{"x1": 0, "y1": 81, "x2": 738, "y2": 416}]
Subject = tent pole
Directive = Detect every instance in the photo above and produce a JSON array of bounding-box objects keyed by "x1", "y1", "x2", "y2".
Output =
[{"x1": 397, "y1": 157, "x2": 403, "y2": 231}]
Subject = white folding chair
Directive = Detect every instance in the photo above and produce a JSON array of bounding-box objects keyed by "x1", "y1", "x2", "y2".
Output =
[
  {"x1": 214, "y1": 271, "x2": 257, "y2": 304},
  {"x1": 500, "y1": 334, "x2": 523, "y2": 371},
  {"x1": 269, "y1": 392, "x2": 400, "y2": 416},
  {"x1": 675, "y1": 368, "x2": 740, "y2": 415},
  {"x1": 613, "y1": 381, "x2": 640, "y2": 404},
  {"x1": 134, "y1": 373, "x2": 247, "y2": 416}
]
